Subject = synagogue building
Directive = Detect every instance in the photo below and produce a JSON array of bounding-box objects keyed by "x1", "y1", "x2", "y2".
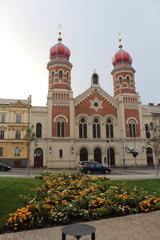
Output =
[{"x1": 0, "y1": 33, "x2": 160, "y2": 168}]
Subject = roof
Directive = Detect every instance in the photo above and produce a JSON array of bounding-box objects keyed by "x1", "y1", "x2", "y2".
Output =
[
  {"x1": 143, "y1": 104, "x2": 160, "y2": 114},
  {"x1": 0, "y1": 98, "x2": 29, "y2": 105}
]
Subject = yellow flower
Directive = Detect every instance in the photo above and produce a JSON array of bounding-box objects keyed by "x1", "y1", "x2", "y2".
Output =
[
  {"x1": 62, "y1": 200, "x2": 68, "y2": 206},
  {"x1": 79, "y1": 190, "x2": 88, "y2": 196},
  {"x1": 117, "y1": 193, "x2": 128, "y2": 200}
]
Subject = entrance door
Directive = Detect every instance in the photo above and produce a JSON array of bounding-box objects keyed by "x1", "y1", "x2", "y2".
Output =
[
  {"x1": 34, "y1": 148, "x2": 43, "y2": 168},
  {"x1": 94, "y1": 147, "x2": 102, "y2": 163},
  {"x1": 146, "y1": 147, "x2": 153, "y2": 166},
  {"x1": 107, "y1": 147, "x2": 115, "y2": 166},
  {"x1": 80, "y1": 148, "x2": 88, "y2": 161}
]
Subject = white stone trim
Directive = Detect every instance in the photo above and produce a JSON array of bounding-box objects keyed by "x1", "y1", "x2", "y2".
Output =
[
  {"x1": 53, "y1": 115, "x2": 68, "y2": 123},
  {"x1": 126, "y1": 117, "x2": 139, "y2": 124}
]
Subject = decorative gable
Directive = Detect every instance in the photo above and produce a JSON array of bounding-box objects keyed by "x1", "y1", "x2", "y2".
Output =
[
  {"x1": 90, "y1": 97, "x2": 102, "y2": 112},
  {"x1": 75, "y1": 89, "x2": 117, "y2": 117},
  {"x1": 10, "y1": 100, "x2": 29, "y2": 108}
]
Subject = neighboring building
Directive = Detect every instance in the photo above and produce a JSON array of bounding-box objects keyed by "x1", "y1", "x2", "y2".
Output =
[
  {"x1": 0, "y1": 97, "x2": 31, "y2": 167},
  {"x1": 1, "y1": 33, "x2": 160, "y2": 168}
]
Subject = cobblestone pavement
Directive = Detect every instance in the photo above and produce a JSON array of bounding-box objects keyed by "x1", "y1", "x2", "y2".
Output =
[{"x1": 0, "y1": 211, "x2": 160, "y2": 240}]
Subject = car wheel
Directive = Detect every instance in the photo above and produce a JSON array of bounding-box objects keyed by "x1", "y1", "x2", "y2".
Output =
[
  {"x1": 103, "y1": 170, "x2": 106, "y2": 174},
  {"x1": 1, "y1": 167, "x2": 5, "y2": 171}
]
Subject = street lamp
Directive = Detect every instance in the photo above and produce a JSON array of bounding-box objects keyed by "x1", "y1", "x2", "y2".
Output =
[{"x1": 122, "y1": 139, "x2": 126, "y2": 168}]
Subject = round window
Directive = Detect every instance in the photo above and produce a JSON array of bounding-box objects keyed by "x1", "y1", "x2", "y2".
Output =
[
  {"x1": 94, "y1": 102, "x2": 99, "y2": 107},
  {"x1": 107, "y1": 119, "x2": 112, "y2": 124},
  {"x1": 81, "y1": 118, "x2": 85, "y2": 123}
]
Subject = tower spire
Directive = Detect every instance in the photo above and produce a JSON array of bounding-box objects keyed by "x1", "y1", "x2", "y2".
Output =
[
  {"x1": 118, "y1": 38, "x2": 123, "y2": 49},
  {"x1": 58, "y1": 31, "x2": 62, "y2": 42},
  {"x1": 118, "y1": 32, "x2": 123, "y2": 49},
  {"x1": 58, "y1": 24, "x2": 62, "y2": 42}
]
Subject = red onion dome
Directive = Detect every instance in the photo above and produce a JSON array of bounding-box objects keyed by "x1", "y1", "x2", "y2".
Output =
[
  {"x1": 112, "y1": 43, "x2": 132, "y2": 67},
  {"x1": 50, "y1": 32, "x2": 70, "y2": 60}
]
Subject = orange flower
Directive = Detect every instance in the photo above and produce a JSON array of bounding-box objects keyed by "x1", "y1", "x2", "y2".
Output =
[{"x1": 62, "y1": 200, "x2": 68, "y2": 206}]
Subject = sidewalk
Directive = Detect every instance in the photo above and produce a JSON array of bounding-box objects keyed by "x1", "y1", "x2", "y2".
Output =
[{"x1": 0, "y1": 211, "x2": 160, "y2": 240}]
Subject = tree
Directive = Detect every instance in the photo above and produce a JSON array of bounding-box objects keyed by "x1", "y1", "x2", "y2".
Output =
[{"x1": 25, "y1": 125, "x2": 35, "y2": 175}]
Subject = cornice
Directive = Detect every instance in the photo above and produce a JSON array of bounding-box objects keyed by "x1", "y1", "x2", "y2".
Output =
[{"x1": 47, "y1": 58, "x2": 72, "y2": 68}]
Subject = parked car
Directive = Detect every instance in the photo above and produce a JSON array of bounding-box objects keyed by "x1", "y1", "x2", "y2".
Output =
[
  {"x1": 79, "y1": 161, "x2": 111, "y2": 174},
  {"x1": 0, "y1": 162, "x2": 11, "y2": 171}
]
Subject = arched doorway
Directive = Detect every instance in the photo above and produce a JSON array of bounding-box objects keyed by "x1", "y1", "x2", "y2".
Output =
[
  {"x1": 94, "y1": 147, "x2": 102, "y2": 163},
  {"x1": 34, "y1": 148, "x2": 43, "y2": 168},
  {"x1": 80, "y1": 148, "x2": 88, "y2": 161},
  {"x1": 146, "y1": 147, "x2": 153, "y2": 166},
  {"x1": 107, "y1": 147, "x2": 115, "y2": 167}
]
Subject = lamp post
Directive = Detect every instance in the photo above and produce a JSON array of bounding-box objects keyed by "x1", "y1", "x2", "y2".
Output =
[{"x1": 122, "y1": 139, "x2": 126, "y2": 168}]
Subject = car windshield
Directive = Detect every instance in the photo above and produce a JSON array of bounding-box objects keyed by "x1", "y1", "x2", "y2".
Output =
[{"x1": 93, "y1": 163, "x2": 101, "y2": 168}]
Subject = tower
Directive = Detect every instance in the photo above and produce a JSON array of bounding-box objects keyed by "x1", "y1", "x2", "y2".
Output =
[
  {"x1": 46, "y1": 32, "x2": 75, "y2": 167},
  {"x1": 48, "y1": 32, "x2": 72, "y2": 93},
  {"x1": 47, "y1": 32, "x2": 73, "y2": 137},
  {"x1": 111, "y1": 39, "x2": 136, "y2": 96},
  {"x1": 111, "y1": 39, "x2": 142, "y2": 158}
]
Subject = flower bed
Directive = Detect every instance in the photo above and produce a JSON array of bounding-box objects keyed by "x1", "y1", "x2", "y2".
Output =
[{"x1": 5, "y1": 172, "x2": 160, "y2": 232}]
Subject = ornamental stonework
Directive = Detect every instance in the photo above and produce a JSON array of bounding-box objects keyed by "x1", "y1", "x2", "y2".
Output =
[{"x1": 90, "y1": 97, "x2": 102, "y2": 112}]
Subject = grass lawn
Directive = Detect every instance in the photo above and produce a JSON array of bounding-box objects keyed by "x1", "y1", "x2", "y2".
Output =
[
  {"x1": 112, "y1": 179, "x2": 160, "y2": 195},
  {"x1": 93, "y1": 177, "x2": 160, "y2": 196},
  {"x1": 0, "y1": 177, "x2": 41, "y2": 232},
  {"x1": 0, "y1": 176, "x2": 160, "y2": 232}
]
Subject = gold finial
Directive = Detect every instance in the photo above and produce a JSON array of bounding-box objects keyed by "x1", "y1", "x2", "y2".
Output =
[
  {"x1": 58, "y1": 24, "x2": 62, "y2": 42},
  {"x1": 118, "y1": 32, "x2": 123, "y2": 49}
]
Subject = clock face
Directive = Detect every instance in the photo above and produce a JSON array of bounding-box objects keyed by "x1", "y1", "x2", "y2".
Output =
[{"x1": 90, "y1": 97, "x2": 102, "y2": 112}]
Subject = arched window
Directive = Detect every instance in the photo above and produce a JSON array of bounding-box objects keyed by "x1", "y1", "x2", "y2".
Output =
[
  {"x1": 107, "y1": 147, "x2": 115, "y2": 166},
  {"x1": 79, "y1": 118, "x2": 87, "y2": 138},
  {"x1": 66, "y1": 72, "x2": 69, "y2": 82},
  {"x1": 145, "y1": 123, "x2": 151, "y2": 138},
  {"x1": 129, "y1": 120, "x2": 136, "y2": 138},
  {"x1": 106, "y1": 118, "x2": 114, "y2": 138},
  {"x1": 92, "y1": 73, "x2": 99, "y2": 84},
  {"x1": 126, "y1": 76, "x2": 130, "y2": 87},
  {"x1": 52, "y1": 71, "x2": 54, "y2": 81},
  {"x1": 146, "y1": 147, "x2": 153, "y2": 166},
  {"x1": 36, "y1": 123, "x2": 42, "y2": 138},
  {"x1": 34, "y1": 148, "x2": 43, "y2": 168},
  {"x1": 56, "y1": 118, "x2": 65, "y2": 137},
  {"x1": 119, "y1": 77, "x2": 123, "y2": 88},
  {"x1": 94, "y1": 147, "x2": 102, "y2": 163},
  {"x1": 59, "y1": 70, "x2": 63, "y2": 80},
  {"x1": 92, "y1": 118, "x2": 100, "y2": 138},
  {"x1": 80, "y1": 148, "x2": 88, "y2": 161}
]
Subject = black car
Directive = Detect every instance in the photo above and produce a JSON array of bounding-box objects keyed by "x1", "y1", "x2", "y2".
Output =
[
  {"x1": 0, "y1": 162, "x2": 11, "y2": 171},
  {"x1": 79, "y1": 161, "x2": 111, "y2": 174}
]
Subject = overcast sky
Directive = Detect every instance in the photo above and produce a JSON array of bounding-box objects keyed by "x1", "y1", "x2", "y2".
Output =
[{"x1": 0, "y1": 0, "x2": 160, "y2": 106}]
